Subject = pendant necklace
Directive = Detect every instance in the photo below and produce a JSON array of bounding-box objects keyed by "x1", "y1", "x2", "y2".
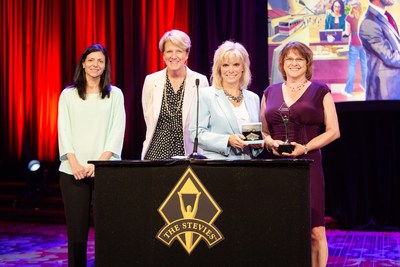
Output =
[
  {"x1": 163, "y1": 75, "x2": 186, "y2": 116},
  {"x1": 285, "y1": 80, "x2": 308, "y2": 92}
]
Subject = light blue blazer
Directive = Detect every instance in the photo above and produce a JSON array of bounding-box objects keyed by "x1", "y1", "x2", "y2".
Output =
[{"x1": 189, "y1": 86, "x2": 262, "y2": 159}]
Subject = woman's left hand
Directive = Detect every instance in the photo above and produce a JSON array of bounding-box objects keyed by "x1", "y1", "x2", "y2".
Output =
[
  {"x1": 280, "y1": 142, "x2": 307, "y2": 158},
  {"x1": 228, "y1": 134, "x2": 248, "y2": 149},
  {"x1": 86, "y1": 164, "x2": 95, "y2": 178}
]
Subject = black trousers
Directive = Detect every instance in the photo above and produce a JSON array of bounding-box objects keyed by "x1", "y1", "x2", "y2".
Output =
[{"x1": 60, "y1": 172, "x2": 94, "y2": 267}]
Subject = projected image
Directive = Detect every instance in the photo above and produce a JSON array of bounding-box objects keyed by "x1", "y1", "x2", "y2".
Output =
[{"x1": 267, "y1": 0, "x2": 400, "y2": 102}]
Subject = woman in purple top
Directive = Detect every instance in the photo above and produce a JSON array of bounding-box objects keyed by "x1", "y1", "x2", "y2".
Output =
[
  {"x1": 343, "y1": 1, "x2": 367, "y2": 97},
  {"x1": 261, "y1": 41, "x2": 340, "y2": 267}
]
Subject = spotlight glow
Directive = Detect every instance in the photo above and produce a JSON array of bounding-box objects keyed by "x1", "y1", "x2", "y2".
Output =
[{"x1": 28, "y1": 160, "x2": 41, "y2": 172}]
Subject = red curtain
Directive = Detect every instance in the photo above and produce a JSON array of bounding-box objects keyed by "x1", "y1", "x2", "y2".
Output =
[
  {"x1": 1, "y1": 0, "x2": 62, "y2": 161},
  {"x1": 140, "y1": 0, "x2": 189, "y2": 72},
  {"x1": 0, "y1": 0, "x2": 189, "y2": 161}
]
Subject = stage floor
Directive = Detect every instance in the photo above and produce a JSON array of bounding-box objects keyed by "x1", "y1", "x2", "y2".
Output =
[{"x1": 0, "y1": 221, "x2": 399, "y2": 266}]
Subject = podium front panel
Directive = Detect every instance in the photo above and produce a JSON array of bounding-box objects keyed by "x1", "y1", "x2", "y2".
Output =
[{"x1": 92, "y1": 160, "x2": 311, "y2": 266}]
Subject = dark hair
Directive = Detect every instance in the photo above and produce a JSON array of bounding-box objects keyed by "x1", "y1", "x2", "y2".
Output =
[
  {"x1": 70, "y1": 44, "x2": 111, "y2": 100},
  {"x1": 278, "y1": 41, "x2": 313, "y2": 81},
  {"x1": 331, "y1": 0, "x2": 345, "y2": 15}
]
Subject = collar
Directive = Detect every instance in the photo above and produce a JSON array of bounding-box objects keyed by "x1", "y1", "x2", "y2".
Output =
[{"x1": 369, "y1": 3, "x2": 387, "y2": 18}]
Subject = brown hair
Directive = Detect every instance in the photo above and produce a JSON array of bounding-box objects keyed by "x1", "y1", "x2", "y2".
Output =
[{"x1": 278, "y1": 41, "x2": 313, "y2": 81}]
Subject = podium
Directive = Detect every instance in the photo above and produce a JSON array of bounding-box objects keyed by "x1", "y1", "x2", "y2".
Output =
[{"x1": 91, "y1": 159, "x2": 311, "y2": 266}]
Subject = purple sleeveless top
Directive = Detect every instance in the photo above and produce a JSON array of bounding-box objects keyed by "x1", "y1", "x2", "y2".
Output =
[{"x1": 263, "y1": 81, "x2": 330, "y2": 145}]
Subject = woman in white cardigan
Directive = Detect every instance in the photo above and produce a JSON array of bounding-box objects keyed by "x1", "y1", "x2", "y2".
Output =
[{"x1": 141, "y1": 29, "x2": 209, "y2": 160}]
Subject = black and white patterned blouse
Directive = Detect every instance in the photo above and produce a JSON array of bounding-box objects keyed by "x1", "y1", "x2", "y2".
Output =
[{"x1": 144, "y1": 77, "x2": 185, "y2": 160}]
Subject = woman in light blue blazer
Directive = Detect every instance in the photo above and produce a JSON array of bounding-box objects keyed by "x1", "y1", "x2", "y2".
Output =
[{"x1": 189, "y1": 41, "x2": 263, "y2": 159}]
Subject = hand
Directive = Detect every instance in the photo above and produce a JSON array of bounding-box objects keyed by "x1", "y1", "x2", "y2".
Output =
[
  {"x1": 86, "y1": 164, "x2": 95, "y2": 178},
  {"x1": 70, "y1": 163, "x2": 87, "y2": 180},
  {"x1": 266, "y1": 139, "x2": 284, "y2": 156},
  {"x1": 228, "y1": 134, "x2": 248, "y2": 149},
  {"x1": 280, "y1": 142, "x2": 307, "y2": 158},
  {"x1": 67, "y1": 154, "x2": 90, "y2": 180}
]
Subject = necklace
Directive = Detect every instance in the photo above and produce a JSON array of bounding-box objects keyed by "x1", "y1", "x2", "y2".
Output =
[
  {"x1": 223, "y1": 89, "x2": 243, "y2": 103},
  {"x1": 284, "y1": 80, "x2": 308, "y2": 92},
  {"x1": 163, "y1": 75, "x2": 186, "y2": 116}
]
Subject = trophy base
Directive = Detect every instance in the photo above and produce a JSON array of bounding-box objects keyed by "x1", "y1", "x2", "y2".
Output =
[{"x1": 277, "y1": 144, "x2": 294, "y2": 154}]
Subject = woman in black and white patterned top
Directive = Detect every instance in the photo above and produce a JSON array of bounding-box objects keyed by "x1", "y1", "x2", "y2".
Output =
[{"x1": 141, "y1": 29, "x2": 209, "y2": 160}]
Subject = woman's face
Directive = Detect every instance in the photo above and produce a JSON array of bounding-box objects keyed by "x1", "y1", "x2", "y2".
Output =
[
  {"x1": 82, "y1": 51, "x2": 106, "y2": 79},
  {"x1": 163, "y1": 41, "x2": 189, "y2": 72},
  {"x1": 283, "y1": 50, "x2": 307, "y2": 81},
  {"x1": 333, "y1": 1, "x2": 342, "y2": 15},
  {"x1": 220, "y1": 55, "x2": 244, "y2": 87}
]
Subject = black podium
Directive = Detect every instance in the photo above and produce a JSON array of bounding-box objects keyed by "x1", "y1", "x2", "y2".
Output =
[{"x1": 91, "y1": 159, "x2": 311, "y2": 267}]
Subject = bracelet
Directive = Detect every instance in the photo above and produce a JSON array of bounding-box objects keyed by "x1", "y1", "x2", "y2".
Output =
[{"x1": 303, "y1": 144, "x2": 308, "y2": 155}]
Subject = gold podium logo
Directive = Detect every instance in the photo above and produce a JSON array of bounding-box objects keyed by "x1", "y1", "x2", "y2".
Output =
[{"x1": 156, "y1": 166, "x2": 224, "y2": 254}]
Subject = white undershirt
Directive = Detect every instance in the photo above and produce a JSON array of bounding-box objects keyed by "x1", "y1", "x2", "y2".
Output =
[{"x1": 230, "y1": 101, "x2": 250, "y2": 129}]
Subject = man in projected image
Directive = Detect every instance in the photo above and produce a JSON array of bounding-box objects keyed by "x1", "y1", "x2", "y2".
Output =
[{"x1": 359, "y1": 0, "x2": 400, "y2": 100}]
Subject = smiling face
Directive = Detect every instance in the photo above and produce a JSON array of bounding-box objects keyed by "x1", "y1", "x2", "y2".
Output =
[
  {"x1": 82, "y1": 51, "x2": 106, "y2": 80},
  {"x1": 283, "y1": 49, "x2": 307, "y2": 81},
  {"x1": 162, "y1": 41, "x2": 189, "y2": 72},
  {"x1": 220, "y1": 55, "x2": 244, "y2": 88}
]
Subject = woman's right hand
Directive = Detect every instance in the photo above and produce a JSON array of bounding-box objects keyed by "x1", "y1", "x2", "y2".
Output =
[
  {"x1": 228, "y1": 134, "x2": 248, "y2": 149},
  {"x1": 71, "y1": 163, "x2": 88, "y2": 180},
  {"x1": 67, "y1": 153, "x2": 90, "y2": 180}
]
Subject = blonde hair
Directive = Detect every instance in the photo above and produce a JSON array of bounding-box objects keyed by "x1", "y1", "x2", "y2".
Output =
[
  {"x1": 158, "y1": 29, "x2": 191, "y2": 53},
  {"x1": 349, "y1": 1, "x2": 362, "y2": 18},
  {"x1": 211, "y1": 40, "x2": 251, "y2": 89}
]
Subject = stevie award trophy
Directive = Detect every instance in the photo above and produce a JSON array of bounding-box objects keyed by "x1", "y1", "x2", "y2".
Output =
[{"x1": 278, "y1": 102, "x2": 295, "y2": 154}]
